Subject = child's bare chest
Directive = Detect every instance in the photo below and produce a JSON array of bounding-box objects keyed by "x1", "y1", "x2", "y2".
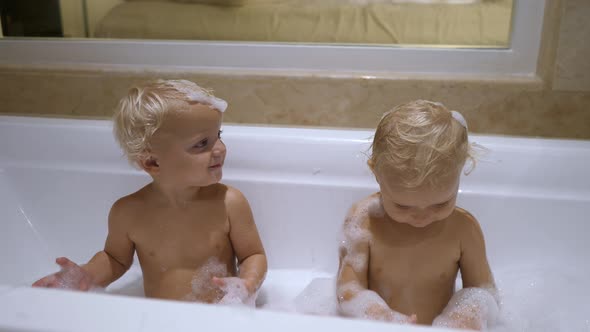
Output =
[
  {"x1": 368, "y1": 219, "x2": 461, "y2": 292},
  {"x1": 129, "y1": 202, "x2": 233, "y2": 270}
]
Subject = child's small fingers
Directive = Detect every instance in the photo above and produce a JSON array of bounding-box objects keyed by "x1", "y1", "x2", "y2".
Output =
[
  {"x1": 43, "y1": 280, "x2": 57, "y2": 288},
  {"x1": 33, "y1": 275, "x2": 57, "y2": 288},
  {"x1": 47, "y1": 280, "x2": 60, "y2": 288},
  {"x1": 56, "y1": 257, "x2": 76, "y2": 269},
  {"x1": 79, "y1": 279, "x2": 89, "y2": 291},
  {"x1": 211, "y1": 277, "x2": 226, "y2": 287},
  {"x1": 32, "y1": 278, "x2": 49, "y2": 287}
]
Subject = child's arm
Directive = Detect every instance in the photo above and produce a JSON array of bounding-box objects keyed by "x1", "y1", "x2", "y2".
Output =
[
  {"x1": 213, "y1": 187, "x2": 267, "y2": 305},
  {"x1": 336, "y1": 204, "x2": 416, "y2": 324},
  {"x1": 33, "y1": 199, "x2": 135, "y2": 290},
  {"x1": 433, "y1": 212, "x2": 499, "y2": 330},
  {"x1": 82, "y1": 198, "x2": 136, "y2": 287}
]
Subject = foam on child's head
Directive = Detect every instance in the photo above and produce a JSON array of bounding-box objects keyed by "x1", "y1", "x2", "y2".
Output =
[
  {"x1": 166, "y1": 80, "x2": 228, "y2": 112},
  {"x1": 112, "y1": 79, "x2": 227, "y2": 166},
  {"x1": 369, "y1": 100, "x2": 472, "y2": 189},
  {"x1": 451, "y1": 110, "x2": 468, "y2": 130}
]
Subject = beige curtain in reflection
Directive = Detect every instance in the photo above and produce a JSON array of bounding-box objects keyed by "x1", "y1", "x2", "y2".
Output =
[{"x1": 97, "y1": 0, "x2": 512, "y2": 45}]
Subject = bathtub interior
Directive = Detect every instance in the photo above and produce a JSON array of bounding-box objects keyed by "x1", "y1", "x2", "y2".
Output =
[{"x1": 0, "y1": 116, "x2": 589, "y2": 331}]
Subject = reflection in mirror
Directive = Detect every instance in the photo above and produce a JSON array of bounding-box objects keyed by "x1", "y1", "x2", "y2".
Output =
[{"x1": 0, "y1": 0, "x2": 513, "y2": 47}]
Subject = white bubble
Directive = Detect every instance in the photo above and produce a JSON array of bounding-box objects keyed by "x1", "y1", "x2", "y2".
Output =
[
  {"x1": 339, "y1": 196, "x2": 381, "y2": 273},
  {"x1": 293, "y1": 278, "x2": 338, "y2": 316},
  {"x1": 217, "y1": 277, "x2": 257, "y2": 307},
  {"x1": 433, "y1": 287, "x2": 499, "y2": 330},
  {"x1": 259, "y1": 299, "x2": 297, "y2": 313},
  {"x1": 50, "y1": 265, "x2": 95, "y2": 291},
  {"x1": 184, "y1": 257, "x2": 228, "y2": 301},
  {"x1": 368, "y1": 196, "x2": 386, "y2": 218},
  {"x1": 166, "y1": 80, "x2": 228, "y2": 112},
  {"x1": 490, "y1": 261, "x2": 590, "y2": 332},
  {"x1": 337, "y1": 282, "x2": 411, "y2": 323},
  {"x1": 89, "y1": 286, "x2": 106, "y2": 293},
  {"x1": 183, "y1": 257, "x2": 261, "y2": 306}
]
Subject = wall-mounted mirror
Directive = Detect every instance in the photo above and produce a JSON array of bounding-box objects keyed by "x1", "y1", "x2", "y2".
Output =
[{"x1": 1, "y1": 0, "x2": 513, "y2": 48}]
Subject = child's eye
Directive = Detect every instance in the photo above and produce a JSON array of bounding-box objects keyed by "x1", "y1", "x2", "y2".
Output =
[
  {"x1": 193, "y1": 138, "x2": 208, "y2": 149},
  {"x1": 218, "y1": 130, "x2": 223, "y2": 139},
  {"x1": 395, "y1": 204, "x2": 411, "y2": 210}
]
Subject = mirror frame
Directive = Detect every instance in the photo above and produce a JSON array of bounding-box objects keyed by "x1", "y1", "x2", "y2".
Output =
[{"x1": 0, "y1": 0, "x2": 545, "y2": 77}]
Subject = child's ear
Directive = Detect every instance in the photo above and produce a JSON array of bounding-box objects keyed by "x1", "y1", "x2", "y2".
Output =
[
  {"x1": 367, "y1": 158, "x2": 375, "y2": 172},
  {"x1": 139, "y1": 154, "x2": 160, "y2": 175},
  {"x1": 367, "y1": 159, "x2": 379, "y2": 183}
]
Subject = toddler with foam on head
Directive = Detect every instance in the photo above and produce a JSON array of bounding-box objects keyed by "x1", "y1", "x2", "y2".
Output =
[
  {"x1": 33, "y1": 79, "x2": 267, "y2": 306},
  {"x1": 336, "y1": 100, "x2": 498, "y2": 329}
]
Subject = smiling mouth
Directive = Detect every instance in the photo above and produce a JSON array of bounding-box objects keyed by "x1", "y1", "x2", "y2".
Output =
[{"x1": 209, "y1": 163, "x2": 222, "y2": 169}]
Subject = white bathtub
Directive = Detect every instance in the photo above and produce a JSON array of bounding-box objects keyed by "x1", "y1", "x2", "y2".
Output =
[{"x1": 0, "y1": 115, "x2": 589, "y2": 332}]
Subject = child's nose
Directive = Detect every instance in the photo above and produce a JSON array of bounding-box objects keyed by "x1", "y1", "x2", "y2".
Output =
[
  {"x1": 412, "y1": 210, "x2": 430, "y2": 220},
  {"x1": 212, "y1": 139, "x2": 226, "y2": 155}
]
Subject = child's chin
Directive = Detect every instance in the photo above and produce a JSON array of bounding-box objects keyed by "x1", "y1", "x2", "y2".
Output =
[
  {"x1": 406, "y1": 220, "x2": 436, "y2": 228},
  {"x1": 212, "y1": 171, "x2": 223, "y2": 182},
  {"x1": 206, "y1": 173, "x2": 223, "y2": 185},
  {"x1": 189, "y1": 177, "x2": 222, "y2": 188}
]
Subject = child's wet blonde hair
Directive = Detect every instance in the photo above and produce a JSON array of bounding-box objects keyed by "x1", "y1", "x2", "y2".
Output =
[
  {"x1": 368, "y1": 100, "x2": 475, "y2": 189},
  {"x1": 113, "y1": 79, "x2": 226, "y2": 165}
]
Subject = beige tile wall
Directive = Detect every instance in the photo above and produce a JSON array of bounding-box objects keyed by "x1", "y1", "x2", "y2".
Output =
[
  {"x1": 553, "y1": 0, "x2": 590, "y2": 92},
  {"x1": 1, "y1": 0, "x2": 589, "y2": 139}
]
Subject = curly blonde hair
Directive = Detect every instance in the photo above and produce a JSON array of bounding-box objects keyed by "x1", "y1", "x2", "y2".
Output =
[
  {"x1": 112, "y1": 79, "x2": 219, "y2": 165},
  {"x1": 368, "y1": 100, "x2": 475, "y2": 189}
]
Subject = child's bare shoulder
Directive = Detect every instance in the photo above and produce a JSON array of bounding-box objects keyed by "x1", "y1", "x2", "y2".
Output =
[
  {"x1": 345, "y1": 193, "x2": 383, "y2": 228},
  {"x1": 450, "y1": 207, "x2": 485, "y2": 237},
  {"x1": 108, "y1": 185, "x2": 152, "y2": 224},
  {"x1": 222, "y1": 184, "x2": 247, "y2": 206},
  {"x1": 198, "y1": 183, "x2": 246, "y2": 208}
]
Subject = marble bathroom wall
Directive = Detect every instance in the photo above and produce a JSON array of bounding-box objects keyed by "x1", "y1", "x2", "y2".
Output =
[{"x1": 1, "y1": 0, "x2": 589, "y2": 139}]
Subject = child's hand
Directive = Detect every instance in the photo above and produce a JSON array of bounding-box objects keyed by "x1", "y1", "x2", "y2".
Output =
[
  {"x1": 433, "y1": 287, "x2": 498, "y2": 331},
  {"x1": 32, "y1": 257, "x2": 94, "y2": 291},
  {"x1": 366, "y1": 303, "x2": 417, "y2": 324},
  {"x1": 211, "y1": 276, "x2": 257, "y2": 307},
  {"x1": 432, "y1": 311, "x2": 483, "y2": 331}
]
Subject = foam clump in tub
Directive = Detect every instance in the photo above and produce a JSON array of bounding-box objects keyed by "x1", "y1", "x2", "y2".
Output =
[
  {"x1": 433, "y1": 287, "x2": 499, "y2": 329},
  {"x1": 293, "y1": 277, "x2": 338, "y2": 316},
  {"x1": 338, "y1": 282, "x2": 415, "y2": 323},
  {"x1": 184, "y1": 257, "x2": 257, "y2": 307}
]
